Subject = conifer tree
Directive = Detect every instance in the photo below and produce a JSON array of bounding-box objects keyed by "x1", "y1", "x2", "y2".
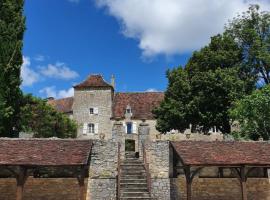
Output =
[{"x1": 0, "y1": 0, "x2": 25, "y2": 137}]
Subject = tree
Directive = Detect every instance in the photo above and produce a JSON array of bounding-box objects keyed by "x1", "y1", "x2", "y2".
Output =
[
  {"x1": 153, "y1": 68, "x2": 192, "y2": 133},
  {"x1": 154, "y1": 34, "x2": 248, "y2": 134},
  {"x1": 226, "y1": 5, "x2": 270, "y2": 86},
  {"x1": 20, "y1": 95, "x2": 77, "y2": 138},
  {"x1": 188, "y1": 68, "x2": 246, "y2": 133},
  {"x1": 229, "y1": 85, "x2": 270, "y2": 140},
  {"x1": 0, "y1": 0, "x2": 25, "y2": 137}
]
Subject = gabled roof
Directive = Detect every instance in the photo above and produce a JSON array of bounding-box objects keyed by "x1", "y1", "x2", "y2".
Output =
[
  {"x1": 112, "y1": 92, "x2": 164, "y2": 120},
  {"x1": 48, "y1": 97, "x2": 74, "y2": 113},
  {"x1": 171, "y1": 141, "x2": 270, "y2": 166},
  {"x1": 0, "y1": 139, "x2": 92, "y2": 166},
  {"x1": 48, "y1": 92, "x2": 164, "y2": 119},
  {"x1": 74, "y1": 74, "x2": 113, "y2": 90}
]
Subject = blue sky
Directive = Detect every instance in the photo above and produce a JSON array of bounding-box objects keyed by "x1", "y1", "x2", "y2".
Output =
[{"x1": 22, "y1": 0, "x2": 270, "y2": 99}]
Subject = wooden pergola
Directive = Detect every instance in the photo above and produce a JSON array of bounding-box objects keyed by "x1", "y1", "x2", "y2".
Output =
[
  {"x1": 0, "y1": 138, "x2": 92, "y2": 200},
  {"x1": 171, "y1": 141, "x2": 270, "y2": 200}
]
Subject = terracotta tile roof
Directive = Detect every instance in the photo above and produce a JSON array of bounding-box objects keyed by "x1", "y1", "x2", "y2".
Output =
[
  {"x1": 171, "y1": 141, "x2": 270, "y2": 166},
  {"x1": 74, "y1": 74, "x2": 113, "y2": 89},
  {"x1": 0, "y1": 139, "x2": 92, "y2": 166},
  {"x1": 112, "y1": 92, "x2": 164, "y2": 119},
  {"x1": 48, "y1": 97, "x2": 74, "y2": 113},
  {"x1": 48, "y1": 91, "x2": 164, "y2": 119}
]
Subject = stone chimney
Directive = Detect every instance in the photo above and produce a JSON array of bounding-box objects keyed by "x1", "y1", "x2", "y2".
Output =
[{"x1": 111, "y1": 74, "x2": 115, "y2": 89}]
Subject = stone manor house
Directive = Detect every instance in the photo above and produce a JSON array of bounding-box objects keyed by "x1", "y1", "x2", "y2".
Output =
[
  {"x1": 48, "y1": 74, "x2": 221, "y2": 143},
  {"x1": 1, "y1": 75, "x2": 269, "y2": 200}
]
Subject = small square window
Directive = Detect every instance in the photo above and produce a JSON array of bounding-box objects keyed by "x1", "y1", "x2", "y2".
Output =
[
  {"x1": 126, "y1": 109, "x2": 131, "y2": 114},
  {"x1": 89, "y1": 108, "x2": 94, "y2": 115}
]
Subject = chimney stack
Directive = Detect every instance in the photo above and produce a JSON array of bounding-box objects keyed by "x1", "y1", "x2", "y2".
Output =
[{"x1": 111, "y1": 74, "x2": 115, "y2": 89}]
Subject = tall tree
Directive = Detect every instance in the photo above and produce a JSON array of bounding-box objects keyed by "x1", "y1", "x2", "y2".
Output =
[
  {"x1": 0, "y1": 0, "x2": 25, "y2": 137},
  {"x1": 154, "y1": 68, "x2": 192, "y2": 133},
  {"x1": 226, "y1": 5, "x2": 270, "y2": 85},
  {"x1": 154, "y1": 34, "x2": 248, "y2": 134}
]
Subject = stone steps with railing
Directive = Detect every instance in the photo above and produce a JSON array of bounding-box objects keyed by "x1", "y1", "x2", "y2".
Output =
[{"x1": 119, "y1": 152, "x2": 154, "y2": 200}]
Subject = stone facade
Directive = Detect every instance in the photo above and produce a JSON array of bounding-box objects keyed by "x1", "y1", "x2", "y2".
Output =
[{"x1": 73, "y1": 88, "x2": 113, "y2": 139}]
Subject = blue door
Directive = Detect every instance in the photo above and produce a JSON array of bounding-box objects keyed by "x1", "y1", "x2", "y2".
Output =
[{"x1": 126, "y1": 122, "x2": 132, "y2": 134}]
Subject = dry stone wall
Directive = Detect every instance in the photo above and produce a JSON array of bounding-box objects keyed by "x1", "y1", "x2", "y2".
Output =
[
  {"x1": 174, "y1": 176, "x2": 270, "y2": 200},
  {"x1": 0, "y1": 178, "x2": 83, "y2": 200}
]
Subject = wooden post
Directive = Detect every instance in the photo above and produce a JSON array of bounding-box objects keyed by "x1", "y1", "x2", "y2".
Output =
[
  {"x1": 77, "y1": 166, "x2": 86, "y2": 200},
  {"x1": 184, "y1": 166, "x2": 192, "y2": 200},
  {"x1": 16, "y1": 167, "x2": 28, "y2": 200},
  {"x1": 240, "y1": 166, "x2": 247, "y2": 200}
]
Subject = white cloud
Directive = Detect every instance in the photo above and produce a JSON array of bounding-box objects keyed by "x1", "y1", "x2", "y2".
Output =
[
  {"x1": 146, "y1": 88, "x2": 158, "y2": 92},
  {"x1": 39, "y1": 62, "x2": 79, "y2": 80},
  {"x1": 21, "y1": 56, "x2": 40, "y2": 87},
  {"x1": 34, "y1": 55, "x2": 45, "y2": 62},
  {"x1": 39, "y1": 86, "x2": 74, "y2": 99},
  {"x1": 96, "y1": 0, "x2": 270, "y2": 57},
  {"x1": 58, "y1": 87, "x2": 74, "y2": 98}
]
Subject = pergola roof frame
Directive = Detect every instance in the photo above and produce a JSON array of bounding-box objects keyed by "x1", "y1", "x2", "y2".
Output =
[
  {"x1": 170, "y1": 141, "x2": 270, "y2": 200},
  {"x1": 0, "y1": 139, "x2": 93, "y2": 200}
]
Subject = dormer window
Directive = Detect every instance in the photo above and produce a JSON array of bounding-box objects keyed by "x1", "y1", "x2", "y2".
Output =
[{"x1": 125, "y1": 105, "x2": 132, "y2": 114}]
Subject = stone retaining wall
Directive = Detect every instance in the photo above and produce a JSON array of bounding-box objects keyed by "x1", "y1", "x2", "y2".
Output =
[
  {"x1": 88, "y1": 140, "x2": 118, "y2": 200},
  {"x1": 0, "y1": 178, "x2": 83, "y2": 200},
  {"x1": 173, "y1": 176, "x2": 270, "y2": 200}
]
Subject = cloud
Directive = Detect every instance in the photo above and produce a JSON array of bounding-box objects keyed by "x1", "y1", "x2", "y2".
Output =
[
  {"x1": 96, "y1": 0, "x2": 270, "y2": 57},
  {"x1": 21, "y1": 56, "x2": 40, "y2": 86},
  {"x1": 39, "y1": 86, "x2": 74, "y2": 98},
  {"x1": 146, "y1": 88, "x2": 158, "y2": 92},
  {"x1": 34, "y1": 55, "x2": 45, "y2": 62},
  {"x1": 39, "y1": 62, "x2": 79, "y2": 80}
]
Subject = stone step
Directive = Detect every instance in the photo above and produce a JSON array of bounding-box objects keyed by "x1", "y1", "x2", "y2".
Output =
[
  {"x1": 121, "y1": 171, "x2": 146, "y2": 176},
  {"x1": 121, "y1": 188, "x2": 148, "y2": 193},
  {"x1": 121, "y1": 179, "x2": 147, "y2": 184},
  {"x1": 120, "y1": 183, "x2": 147, "y2": 189},
  {"x1": 121, "y1": 175, "x2": 146, "y2": 179},
  {"x1": 121, "y1": 165, "x2": 145, "y2": 170},
  {"x1": 120, "y1": 197, "x2": 154, "y2": 200},
  {"x1": 121, "y1": 192, "x2": 150, "y2": 198},
  {"x1": 122, "y1": 160, "x2": 144, "y2": 165}
]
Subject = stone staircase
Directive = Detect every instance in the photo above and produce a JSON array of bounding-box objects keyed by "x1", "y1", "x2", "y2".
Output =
[{"x1": 119, "y1": 152, "x2": 153, "y2": 200}]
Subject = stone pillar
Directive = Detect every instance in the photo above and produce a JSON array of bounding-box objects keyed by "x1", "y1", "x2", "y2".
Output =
[
  {"x1": 112, "y1": 120, "x2": 125, "y2": 159},
  {"x1": 138, "y1": 120, "x2": 150, "y2": 158}
]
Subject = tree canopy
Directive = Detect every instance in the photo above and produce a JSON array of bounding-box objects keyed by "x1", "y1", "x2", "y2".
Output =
[
  {"x1": 154, "y1": 5, "x2": 270, "y2": 135},
  {"x1": 226, "y1": 5, "x2": 270, "y2": 86},
  {"x1": 20, "y1": 95, "x2": 77, "y2": 138},
  {"x1": 229, "y1": 85, "x2": 270, "y2": 140},
  {"x1": 0, "y1": 0, "x2": 25, "y2": 137}
]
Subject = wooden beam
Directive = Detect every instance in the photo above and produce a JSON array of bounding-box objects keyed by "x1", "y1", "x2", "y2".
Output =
[
  {"x1": 77, "y1": 166, "x2": 86, "y2": 200},
  {"x1": 16, "y1": 167, "x2": 28, "y2": 200},
  {"x1": 184, "y1": 167, "x2": 192, "y2": 200},
  {"x1": 240, "y1": 166, "x2": 247, "y2": 200}
]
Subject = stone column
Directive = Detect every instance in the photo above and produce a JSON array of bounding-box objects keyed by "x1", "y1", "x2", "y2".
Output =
[
  {"x1": 138, "y1": 120, "x2": 150, "y2": 158},
  {"x1": 112, "y1": 120, "x2": 125, "y2": 159}
]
